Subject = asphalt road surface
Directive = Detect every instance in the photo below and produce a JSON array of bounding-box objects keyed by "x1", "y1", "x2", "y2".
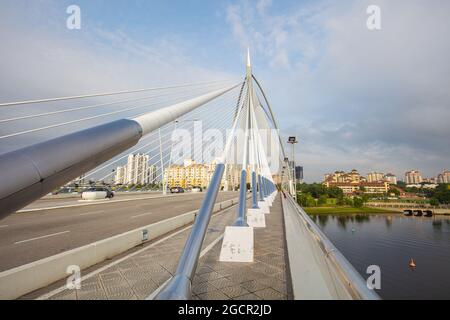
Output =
[{"x1": 0, "y1": 191, "x2": 239, "y2": 272}]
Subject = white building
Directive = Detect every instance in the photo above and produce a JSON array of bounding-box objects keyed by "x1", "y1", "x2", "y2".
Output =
[
  {"x1": 405, "y1": 170, "x2": 422, "y2": 184},
  {"x1": 147, "y1": 165, "x2": 158, "y2": 184},
  {"x1": 367, "y1": 172, "x2": 385, "y2": 182},
  {"x1": 437, "y1": 170, "x2": 450, "y2": 184},
  {"x1": 114, "y1": 166, "x2": 127, "y2": 185},
  {"x1": 125, "y1": 154, "x2": 150, "y2": 185},
  {"x1": 114, "y1": 154, "x2": 159, "y2": 185},
  {"x1": 384, "y1": 173, "x2": 397, "y2": 185}
]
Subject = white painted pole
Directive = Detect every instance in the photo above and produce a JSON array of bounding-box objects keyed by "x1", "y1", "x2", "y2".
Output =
[{"x1": 158, "y1": 128, "x2": 166, "y2": 195}]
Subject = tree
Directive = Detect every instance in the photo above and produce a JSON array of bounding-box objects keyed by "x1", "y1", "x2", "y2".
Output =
[
  {"x1": 430, "y1": 198, "x2": 439, "y2": 206},
  {"x1": 434, "y1": 184, "x2": 450, "y2": 204},
  {"x1": 389, "y1": 188, "x2": 400, "y2": 197},
  {"x1": 344, "y1": 197, "x2": 354, "y2": 206},
  {"x1": 336, "y1": 196, "x2": 345, "y2": 206},
  {"x1": 318, "y1": 194, "x2": 329, "y2": 206},
  {"x1": 353, "y1": 197, "x2": 364, "y2": 208},
  {"x1": 328, "y1": 186, "x2": 344, "y2": 199},
  {"x1": 396, "y1": 181, "x2": 407, "y2": 190},
  {"x1": 298, "y1": 192, "x2": 317, "y2": 207}
]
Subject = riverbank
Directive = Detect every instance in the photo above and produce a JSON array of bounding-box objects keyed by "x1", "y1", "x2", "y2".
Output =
[{"x1": 304, "y1": 206, "x2": 399, "y2": 215}]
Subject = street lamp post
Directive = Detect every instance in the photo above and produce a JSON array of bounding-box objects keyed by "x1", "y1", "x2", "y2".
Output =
[
  {"x1": 163, "y1": 119, "x2": 200, "y2": 195},
  {"x1": 287, "y1": 136, "x2": 298, "y2": 200}
]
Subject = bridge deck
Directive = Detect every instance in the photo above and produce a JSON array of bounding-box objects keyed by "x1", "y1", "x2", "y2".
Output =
[
  {"x1": 193, "y1": 195, "x2": 291, "y2": 300},
  {"x1": 34, "y1": 195, "x2": 291, "y2": 300}
]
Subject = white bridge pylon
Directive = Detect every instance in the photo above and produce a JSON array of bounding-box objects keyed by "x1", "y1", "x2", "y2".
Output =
[
  {"x1": 219, "y1": 49, "x2": 277, "y2": 263},
  {"x1": 155, "y1": 50, "x2": 285, "y2": 299}
]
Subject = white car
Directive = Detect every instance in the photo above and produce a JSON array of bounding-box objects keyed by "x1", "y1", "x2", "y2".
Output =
[{"x1": 81, "y1": 187, "x2": 114, "y2": 200}]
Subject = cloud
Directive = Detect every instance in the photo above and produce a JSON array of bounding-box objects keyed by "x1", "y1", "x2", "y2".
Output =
[
  {"x1": 1, "y1": 0, "x2": 449, "y2": 183},
  {"x1": 225, "y1": 0, "x2": 450, "y2": 181},
  {"x1": 0, "y1": 0, "x2": 235, "y2": 154}
]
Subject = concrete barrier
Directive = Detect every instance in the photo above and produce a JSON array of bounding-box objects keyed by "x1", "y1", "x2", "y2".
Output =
[
  {"x1": 282, "y1": 195, "x2": 380, "y2": 300},
  {"x1": 0, "y1": 198, "x2": 236, "y2": 300}
]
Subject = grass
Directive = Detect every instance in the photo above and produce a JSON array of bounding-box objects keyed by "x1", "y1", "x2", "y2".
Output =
[{"x1": 303, "y1": 206, "x2": 399, "y2": 215}]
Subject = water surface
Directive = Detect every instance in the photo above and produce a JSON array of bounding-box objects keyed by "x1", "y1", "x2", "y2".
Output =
[{"x1": 311, "y1": 213, "x2": 450, "y2": 300}]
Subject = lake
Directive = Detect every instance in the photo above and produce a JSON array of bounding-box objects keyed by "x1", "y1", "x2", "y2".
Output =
[{"x1": 310, "y1": 213, "x2": 450, "y2": 300}]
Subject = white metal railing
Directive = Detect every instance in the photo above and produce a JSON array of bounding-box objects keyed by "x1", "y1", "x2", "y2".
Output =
[{"x1": 282, "y1": 193, "x2": 381, "y2": 300}]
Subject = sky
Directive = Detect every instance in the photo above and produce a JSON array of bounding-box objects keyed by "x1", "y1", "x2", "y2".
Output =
[{"x1": 0, "y1": 0, "x2": 449, "y2": 182}]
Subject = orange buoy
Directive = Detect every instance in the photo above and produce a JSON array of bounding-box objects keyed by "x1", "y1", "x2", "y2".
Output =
[{"x1": 409, "y1": 258, "x2": 416, "y2": 268}]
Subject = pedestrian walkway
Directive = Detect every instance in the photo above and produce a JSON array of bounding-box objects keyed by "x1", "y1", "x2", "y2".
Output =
[{"x1": 35, "y1": 194, "x2": 291, "y2": 300}]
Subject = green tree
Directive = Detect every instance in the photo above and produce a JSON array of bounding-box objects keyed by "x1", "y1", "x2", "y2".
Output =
[
  {"x1": 318, "y1": 194, "x2": 329, "y2": 206},
  {"x1": 328, "y1": 186, "x2": 344, "y2": 198},
  {"x1": 344, "y1": 197, "x2": 354, "y2": 206},
  {"x1": 298, "y1": 192, "x2": 317, "y2": 207},
  {"x1": 389, "y1": 188, "x2": 400, "y2": 197},
  {"x1": 353, "y1": 197, "x2": 364, "y2": 208},
  {"x1": 396, "y1": 181, "x2": 407, "y2": 190},
  {"x1": 434, "y1": 184, "x2": 450, "y2": 204},
  {"x1": 430, "y1": 198, "x2": 439, "y2": 206},
  {"x1": 336, "y1": 195, "x2": 345, "y2": 206}
]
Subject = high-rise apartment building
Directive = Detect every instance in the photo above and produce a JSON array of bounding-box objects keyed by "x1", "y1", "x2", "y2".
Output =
[
  {"x1": 114, "y1": 154, "x2": 158, "y2": 185},
  {"x1": 437, "y1": 170, "x2": 450, "y2": 184},
  {"x1": 405, "y1": 170, "x2": 422, "y2": 184},
  {"x1": 367, "y1": 172, "x2": 384, "y2": 182},
  {"x1": 384, "y1": 173, "x2": 397, "y2": 185},
  {"x1": 164, "y1": 159, "x2": 241, "y2": 190}
]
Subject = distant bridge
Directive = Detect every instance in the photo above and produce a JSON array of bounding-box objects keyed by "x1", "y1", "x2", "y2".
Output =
[{"x1": 367, "y1": 202, "x2": 450, "y2": 214}]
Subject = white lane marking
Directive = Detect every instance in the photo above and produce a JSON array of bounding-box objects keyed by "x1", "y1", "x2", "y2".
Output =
[
  {"x1": 36, "y1": 225, "x2": 192, "y2": 300},
  {"x1": 14, "y1": 231, "x2": 70, "y2": 245},
  {"x1": 0, "y1": 225, "x2": 9, "y2": 228},
  {"x1": 79, "y1": 210, "x2": 106, "y2": 217},
  {"x1": 16, "y1": 192, "x2": 203, "y2": 213},
  {"x1": 37, "y1": 200, "x2": 240, "y2": 300},
  {"x1": 131, "y1": 212, "x2": 153, "y2": 219}
]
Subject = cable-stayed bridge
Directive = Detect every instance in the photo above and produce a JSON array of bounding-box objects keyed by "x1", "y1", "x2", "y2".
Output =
[{"x1": 0, "y1": 54, "x2": 379, "y2": 300}]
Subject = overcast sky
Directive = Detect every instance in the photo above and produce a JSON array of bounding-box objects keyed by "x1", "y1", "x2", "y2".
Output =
[{"x1": 0, "y1": 0, "x2": 449, "y2": 182}]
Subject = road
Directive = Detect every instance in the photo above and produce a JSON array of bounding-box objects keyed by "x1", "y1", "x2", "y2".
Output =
[{"x1": 0, "y1": 191, "x2": 239, "y2": 272}]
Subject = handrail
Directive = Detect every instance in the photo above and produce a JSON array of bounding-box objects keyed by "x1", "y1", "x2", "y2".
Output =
[
  {"x1": 284, "y1": 194, "x2": 380, "y2": 300},
  {"x1": 0, "y1": 84, "x2": 241, "y2": 219},
  {"x1": 154, "y1": 80, "x2": 248, "y2": 300}
]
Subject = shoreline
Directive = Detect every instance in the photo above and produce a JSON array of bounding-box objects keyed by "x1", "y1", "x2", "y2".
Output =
[{"x1": 304, "y1": 206, "x2": 450, "y2": 216}]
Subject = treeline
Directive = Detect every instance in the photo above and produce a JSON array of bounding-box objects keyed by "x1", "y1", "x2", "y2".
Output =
[
  {"x1": 397, "y1": 182, "x2": 449, "y2": 204},
  {"x1": 296, "y1": 183, "x2": 364, "y2": 207},
  {"x1": 422, "y1": 184, "x2": 450, "y2": 205},
  {"x1": 296, "y1": 183, "x2": 395, "y2": 208},
  {"x1": 296, "y1": 182, "x2": 450, "y2": 207}
]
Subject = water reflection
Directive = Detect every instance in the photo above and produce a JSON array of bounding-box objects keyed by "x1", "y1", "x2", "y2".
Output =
[
  {"x1": 317, "y1": 214, "x2": 329, "y2": 228},
  {"x1": 355, "y1": 214, "x2": 370, "y2": 223},
  {"x1": 433, "y1": 219, "x2": 443, "y2": 231},
  {"x1": 385, "y1": 216, "x2": 392, "y2": 228},
  {"x1": 311, "y1": 213, "x2": 450, "y2": 300},
  {"x1": 337, "y1": 216, "x2": 347, "y2": 230}
]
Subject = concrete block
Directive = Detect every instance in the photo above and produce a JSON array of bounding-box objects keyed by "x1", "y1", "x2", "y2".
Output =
[
  {"x1": 219, "y1": 226, "x2": 254, "y2": 263},
  {"x1": 258, "y1": 201, "x2": 270, "y2": 214},
  {"x1": 247, "y1": 209, "x2": 266, "y2": 228}
]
